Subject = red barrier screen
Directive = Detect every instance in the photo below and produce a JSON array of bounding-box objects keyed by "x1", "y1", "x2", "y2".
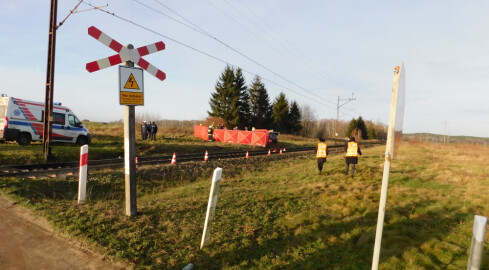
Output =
[
  {"x1": 194, "y1": 126, "x2": 269, "y2": 147},
  {"x1": 194, "y1": 125, "x2": 209, "y2": 140}
]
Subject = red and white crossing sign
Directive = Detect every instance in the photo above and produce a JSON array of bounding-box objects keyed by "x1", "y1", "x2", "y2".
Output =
[{"x1": 86, "y1": 26, "x2": 166, "y2": 81}]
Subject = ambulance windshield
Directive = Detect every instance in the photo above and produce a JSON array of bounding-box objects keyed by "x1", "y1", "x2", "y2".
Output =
[{"x1": 69, "y1": 114, "x2": 82, "y2": 127}]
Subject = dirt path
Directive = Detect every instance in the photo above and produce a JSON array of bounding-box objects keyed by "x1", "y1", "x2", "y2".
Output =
[{"x1": 0, "y1": 193, "x2": 128, "y2": 270}]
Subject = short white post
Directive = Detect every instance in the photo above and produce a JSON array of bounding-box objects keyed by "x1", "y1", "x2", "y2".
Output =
[
  {"x1": 467, "y1": 215, "x2": 488, "y2": 270},
  {"x1": 200, "y1": 167, "x2": 223, "y2": 249},
  {"x1": 78, "y1": 145, "x2": 89, "y2": 204}
]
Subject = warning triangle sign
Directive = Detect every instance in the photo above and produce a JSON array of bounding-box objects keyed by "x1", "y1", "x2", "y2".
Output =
[{"x1": 124, "y1": 73, "x2": 140, "y2": 90}]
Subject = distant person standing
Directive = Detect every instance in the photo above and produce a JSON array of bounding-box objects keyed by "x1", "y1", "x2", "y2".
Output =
[
  {"x1": 315, "y1": 138, "x2": 329, "y2": 175},
  {"x1": 141, "y1": 121, "x2": 148, "y2": 140},
  {"x1": 345, "y1": 136, "x2": 362, "y2": 177},
  {"x1": 145, "y1": 121, "x2": 151, "y2": 140},
  {"x1": 207, "y1": 125, "x2": 214, "y2": 141},
  {"x1": 150, "y1": 121, "x2": 158, "y2": 140}
]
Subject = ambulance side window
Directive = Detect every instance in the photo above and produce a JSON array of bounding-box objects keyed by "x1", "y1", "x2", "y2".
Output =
[
  {"x1": 52, "y1": 112, "x2": 65, "y2": 125},
  {"x1": 68, "y1": 115, "x2": 82, "y2": 127}
]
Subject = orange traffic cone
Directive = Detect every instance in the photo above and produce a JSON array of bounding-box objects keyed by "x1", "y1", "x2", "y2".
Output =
[
  {"x1": 245, "y1": 151, "x2": 249, "y2": 158},
  {"x1": 171, "y1": 153, "x2": 176, "y2": 165},
  {"x1": 204, "y1": 151, "x2": 209, "y2": 161},
  {"x1": 267, "y1": 149, "x2": 271, "y2": 156},
  {"x1": 279, "y1": 149, "x2": 283, "y2": 154},
  {"x1": 283, "y1": 147, "x2": 286, "y2": 152},
  {"x1": 135, "y1": 157, "x2": 139, "y2": 170}
]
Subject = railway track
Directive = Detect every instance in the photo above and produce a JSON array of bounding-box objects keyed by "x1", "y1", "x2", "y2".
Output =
[{"x1": 0, "y1": 143, "x2": 381, "y2": 179}]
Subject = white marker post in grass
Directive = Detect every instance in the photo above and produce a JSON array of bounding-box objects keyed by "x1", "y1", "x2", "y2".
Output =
[
  {"x1": 78, "y1": 144, "x2": 89, "y2": 204},
  {"x1": 372, "y1": 63, "x2": 406, "y2": 270},
  {"x1": 200, "y1": 167, "x2": 223, "y2": 249},
  {"x1": 467, "y1": 215, "x2": 488, "y2": 270}
]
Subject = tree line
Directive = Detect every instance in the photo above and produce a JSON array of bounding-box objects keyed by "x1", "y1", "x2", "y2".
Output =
[
  {"x1": 207, "y1": 65, "x2": 387, "y2": 139},
  {"x1": 208, "y1": 65, "x2": 302, "y2": 134}
]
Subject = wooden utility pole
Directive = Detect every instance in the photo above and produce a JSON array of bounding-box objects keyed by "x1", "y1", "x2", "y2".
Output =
[{"x1": 43, "y1": 0, "x2": 58, "y2": 161}]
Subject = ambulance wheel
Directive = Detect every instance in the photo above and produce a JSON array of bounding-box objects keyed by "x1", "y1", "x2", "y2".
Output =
[
  {"x1": 17, "y1": 133, "x2": 32, "y2": 146},
  {"x1": 76, "y1": 136, "x2": 88, "y2": 146}
]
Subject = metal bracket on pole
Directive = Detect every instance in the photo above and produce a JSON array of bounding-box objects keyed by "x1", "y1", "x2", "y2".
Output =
[{"x1": 335, "y1": 93, "x2": 355, "y2": 138}]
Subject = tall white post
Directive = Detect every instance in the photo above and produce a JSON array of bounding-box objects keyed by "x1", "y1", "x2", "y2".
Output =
[
  {"x1": 372, "y1": 64, "x2": 406, "y2": 269},
  {"x1": 200, "y1": 167, "x2": 223, "y2": 249},
  {"x1": 78, "y1": 144, "x2": 88, "y2": 204},
  {"x1": 467, "y1": 215, "x2": 488, "y2": 270}
]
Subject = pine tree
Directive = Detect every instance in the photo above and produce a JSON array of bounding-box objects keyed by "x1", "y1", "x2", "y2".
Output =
[
  {"x1": 346, "y1": 116, "x2": 368, "y2": 139},
  {"x1": 288, "y1": 101, "x2": 302, "y2": 135},
  {"x1": 233, "y1": 68, "x2": 250, "y2": 128},
  {"x1": 346, "y1": 118, "x2": 358, "y2": 137},
  {"x1": 356, "y1": 116, "x2": 368, "y2": 139},
  {"x1": 271, "y1": 92, "x2": 290, "y2": 132},
  {"x1": 208, "y1": 65, "x2": 236, "y2": 127},
  {"x1": 248, "y1": 75, "x2": 271, "y2": 129}
]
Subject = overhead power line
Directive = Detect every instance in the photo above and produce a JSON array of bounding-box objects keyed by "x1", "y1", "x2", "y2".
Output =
[
  {"x1": 234, "y1": 0, "x2": 350, "y2": 93},
  {"x1": 133, "y1": 0, "x2": 337, "y2": 107},
  {"x1": 81, "y1": 2, "x2": 338, "y2": 110}
]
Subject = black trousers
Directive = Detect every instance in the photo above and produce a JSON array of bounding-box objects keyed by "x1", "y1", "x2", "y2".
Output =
[{"x1": 317, "y1": 158, "x2": 326, "y2": 172}]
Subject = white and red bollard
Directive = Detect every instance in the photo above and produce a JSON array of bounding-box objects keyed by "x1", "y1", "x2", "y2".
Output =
[
  {"x1": 171, "y1": 153, "x2": 177, "y2": 165},
  {"x1": 204, "y1": 151, "x2": 209, "y2": 161},
  {"x1": 78, "y1": 145, "x2": 88, "y2": 204},
  {"x1": 201, "y1": 167, "x2": 223, "y2": 249},
  {"x1": 135, "y1": 157, "x2": 139, "y2": 170}
]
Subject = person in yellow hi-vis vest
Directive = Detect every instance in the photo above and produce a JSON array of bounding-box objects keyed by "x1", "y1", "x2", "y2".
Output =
[
  {"x1": 315, "y1": 138, "x2": 329, "y2": 175},
  {"x1": 345, "y1": 136, "x2": 362, "y2": 177}
]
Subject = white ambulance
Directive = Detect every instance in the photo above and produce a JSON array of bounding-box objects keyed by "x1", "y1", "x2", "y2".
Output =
[{"x1": 0, "y1": 95, "x2": 91, "y2": 146}]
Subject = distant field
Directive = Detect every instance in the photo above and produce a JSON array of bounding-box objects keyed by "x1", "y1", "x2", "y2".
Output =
[{"x1": 1, "y1": 142, "x2": 488, "y2": 269}]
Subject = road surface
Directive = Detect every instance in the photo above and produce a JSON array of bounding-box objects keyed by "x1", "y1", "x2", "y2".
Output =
[{"x1": 0, "y1": 193, "x2": 128, "y2": 270}]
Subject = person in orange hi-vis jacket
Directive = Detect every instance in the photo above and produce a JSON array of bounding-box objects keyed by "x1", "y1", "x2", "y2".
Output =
[
  {"x1": 345, "y1": 136, "x2": 362, "y2": 177},
  {"x1": 315, "y1": 137, "x2": 329, "y2": 175}
]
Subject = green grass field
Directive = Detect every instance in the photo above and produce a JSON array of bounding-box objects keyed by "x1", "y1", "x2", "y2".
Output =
[{"x1": 1, "y1": 141, "x2": 489, "y2": 269}]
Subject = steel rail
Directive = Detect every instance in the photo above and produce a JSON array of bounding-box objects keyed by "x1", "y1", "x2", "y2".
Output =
[{"x1": 0, "y1": 143, "x2": 381, "y2": 179}]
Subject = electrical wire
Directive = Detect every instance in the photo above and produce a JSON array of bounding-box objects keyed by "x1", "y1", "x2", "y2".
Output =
[
  {"x1": 133, "y1": 0, "x2": 338, "y2": 107},
  {"x1": 82, "y1": 1, "x2": 340, "y2": 111},
  {"x1": 221, "y1": 0, "x2": 333, "y2": 87},
  {"x1": 234, "y1": 0, "x2": 350, "y2": 92}
]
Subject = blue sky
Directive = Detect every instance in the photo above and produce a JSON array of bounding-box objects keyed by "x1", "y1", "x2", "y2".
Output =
[{"x1": 1, "y1": 1, "x2": 488, "y2": 137}]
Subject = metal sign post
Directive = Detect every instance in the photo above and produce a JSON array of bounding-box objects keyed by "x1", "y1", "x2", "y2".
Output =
[
  {"x1": 86, "y1": 26, "x2": 166, "y2": 217},
  {"x1": 371, "y1": 63, "x2": 406, "y2": 270}
]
